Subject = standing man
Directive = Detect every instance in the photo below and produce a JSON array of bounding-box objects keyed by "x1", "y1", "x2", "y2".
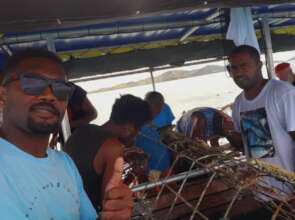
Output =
[
  {"x1": 225, "y1": 45, "x2": 295, "y2": 193},
  {"x1": 274, "y1": 62, "x2": 295, "y2": 86},
  {"x1": 0, "y1": 49, "x2": 133, "y2": 219}
]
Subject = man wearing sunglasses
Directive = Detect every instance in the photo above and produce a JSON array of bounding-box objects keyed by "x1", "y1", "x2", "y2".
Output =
[{"x1": 0, "y1": 49, "x2": 133, "y2": 220}]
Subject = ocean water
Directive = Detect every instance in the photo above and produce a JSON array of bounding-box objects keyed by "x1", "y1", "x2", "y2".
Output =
[
  {"x1": 80, "y1": 49, "x2": 295, "y2": 125},
  {"x1": 86, "y1": 71, "x2": 242, "y2": 125}
]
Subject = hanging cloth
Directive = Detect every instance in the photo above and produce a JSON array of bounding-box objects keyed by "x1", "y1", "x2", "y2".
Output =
[{"x1": 226, "y1": 7, "x2": 260, "y2": 53}]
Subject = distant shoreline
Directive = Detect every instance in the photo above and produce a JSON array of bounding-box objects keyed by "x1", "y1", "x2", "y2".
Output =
[{"x1": 89, "y1": 64, "x2": 226, "y2": 93}]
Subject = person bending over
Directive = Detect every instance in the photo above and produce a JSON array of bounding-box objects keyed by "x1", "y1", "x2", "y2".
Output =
[{"x1": 64, "y1": 94, "x2": 152, "y2": 210}]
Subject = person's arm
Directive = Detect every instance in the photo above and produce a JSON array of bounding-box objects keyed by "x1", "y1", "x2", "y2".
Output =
[
  {"x1": 94, "y1": 140, "x2": 133, "y2": 220},
  {"x1": 93, "y1": 138, "x2": 124, "y2": 199},
  {"x1": 224, "y1": 130, "x2": 244, "y2": 151},
  {"x1": 219, "y1": 100, "x2": 245, "y2": 151},
  {"x1": 278, "y1": 90, "x2": 295, "y2": 142},
  {"x1": 192, "y1": 115, "x2": 206, "y2": 140},
  {"x1": 101, "y1": 157, "x2": 134, "y2": 220},
  {"x1": 220, "y1": 113, "x2": 244, "y2": 151}
]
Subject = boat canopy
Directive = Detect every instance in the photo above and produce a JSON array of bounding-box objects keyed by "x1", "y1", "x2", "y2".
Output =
[{"x1": 0, "y1": 1, "x2": 295, "y2": 78}]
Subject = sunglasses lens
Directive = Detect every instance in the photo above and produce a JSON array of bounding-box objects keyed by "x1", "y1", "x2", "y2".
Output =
[
  {"x1": 20, "y1": 74, "x2": 74, "y2": 101},
  {"x1": 20, "y1": 75, "x2": 48, "y2": 95},
  {"x1": 51, "y1": 82, "x2": 74, "y2": 101}
]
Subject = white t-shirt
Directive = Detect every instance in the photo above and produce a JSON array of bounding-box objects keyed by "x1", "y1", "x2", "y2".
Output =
[
  {"x1": 232, "y1": 80, "x2": 295, "y2": 192},
  {"x1": 0, "y1": 138, "x2": 97, "y2": 220}
]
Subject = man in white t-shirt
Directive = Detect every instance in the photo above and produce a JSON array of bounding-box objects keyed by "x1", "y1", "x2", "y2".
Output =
[
  {"x1": 0, "y1": 49, "x2": 133, "y2": 220},
  {"x1": 225, "y1": 45, "x2": 295, "y2": 194}
]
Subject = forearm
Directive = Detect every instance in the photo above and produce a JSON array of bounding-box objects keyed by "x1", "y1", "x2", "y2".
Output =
[{"x1": 224, "y1": 131, "x2": 244, "y2": 151}]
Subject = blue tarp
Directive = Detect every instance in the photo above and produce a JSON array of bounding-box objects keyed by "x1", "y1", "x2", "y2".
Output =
[{"x1": 1, "y1": 4, "x2": 295, "y2": 73}]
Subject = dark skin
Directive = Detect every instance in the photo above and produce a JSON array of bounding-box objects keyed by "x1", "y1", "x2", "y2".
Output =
[
  {"x1": 0, "y1": 58, "x2": 67, "y2": 157},
  {"x1": 275, "y1": 66, "x2": 295, "y2": 82},
  {"x1": 227, "y1": 52, "x2": 295, "y2": 149},
  {"x1": 0, "y1": 57, "x2": 133, "y2": 220},
  {"x1": 92, "y1": 121, "x2": 137, "y2": 219},
  {"x1": 223, "y1": 131, "x2": 244, "y2": 151},
  {"x1": 94, "y1": 120, "x2": 139, "y2": 197},
  {"x1": 229, "y1": 52, "x2": 266, "y2": 100},
  {"x1": 191, "y1": 112, "x2": 234, "y2": 147}
]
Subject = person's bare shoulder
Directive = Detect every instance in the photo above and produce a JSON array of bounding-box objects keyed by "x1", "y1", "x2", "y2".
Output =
[
  {"x1": 103, "y1": 138, "x2": 123, "y2": 148},
  {"x1": 94, "y1": 137, "x2": 124, "y2": 174},
  {"x1": 101, "y1": 138, "x2": 124, "y2": 158}
]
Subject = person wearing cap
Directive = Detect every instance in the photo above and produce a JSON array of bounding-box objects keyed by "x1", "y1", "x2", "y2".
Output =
[{"x1": 274, "y1": 62, "x2": 295, "y2": 86}]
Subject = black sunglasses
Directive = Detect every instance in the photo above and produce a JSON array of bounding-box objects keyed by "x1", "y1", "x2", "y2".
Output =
[{"x1": 14, "y1": 73, "x2": 75, "y2": 101}]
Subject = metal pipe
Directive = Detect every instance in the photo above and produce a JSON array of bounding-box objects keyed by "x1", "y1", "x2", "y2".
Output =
[
  {"x1": 0, "y1": 18, "x2": 222, "y2": 45},
  {"x1": 150, "y1": 67, "x2": 156, "y2": 91},
  {"x1": 1, "y1": 10, "x2": 294, "y2": 46},
  {"x1": 180, "y1": 9, "x2": 220, "y2": 43},
  {"x1": 1, "y1": 45, "x2": 13, "y2": 56},
  {"x1": 131, "y1": 168, "x2": 211, "y2": 192},
  {"x1": 180, "y1": 26, "x2": 200, "y2": 42},
  {"x1": 46, "y1": 36, "x2": 56, "y2": 52},
  {"x1": 261, "y1": 17, "x2": 275, "y2": 79},
  {"x1": 46, "y1": 36, "x2": 72, "y2": 142},
  {"x1": 253, "y1": 11, "x2": 295, "y2": 20},
  {"x1": 60, "y1": 110, "x2": 71, "y2": 143}
]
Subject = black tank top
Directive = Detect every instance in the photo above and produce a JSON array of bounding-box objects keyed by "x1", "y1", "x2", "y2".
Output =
[{"x1": 63, "y1": 124, "x2": 114, "y2": 210}]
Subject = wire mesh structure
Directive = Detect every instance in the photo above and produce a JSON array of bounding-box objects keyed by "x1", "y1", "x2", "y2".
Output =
[{"x1": 128, "y1": 128, "x2": 295, "y2": 220}]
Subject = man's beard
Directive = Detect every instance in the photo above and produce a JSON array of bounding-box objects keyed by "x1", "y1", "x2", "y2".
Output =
[
  {"x1": 26, "y1": 102, "x2": 61, "y2": 135},
  {"x1": 233, "y1": 76, "x2": 258, "y2": 90},
  {"x1": 27, "y1": 116, "x2": 60, "y2": 135}
]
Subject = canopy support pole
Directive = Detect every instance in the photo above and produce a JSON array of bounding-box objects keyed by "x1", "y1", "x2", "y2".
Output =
[
  {"x1": 1, "y1": 45, "x2": 13, "y2": 56},
  {"x1": 261, "y1": 17, "x2": 275, "y2": 79},
  {"x1": 150, "y1": 67, "x2": 156, "y2": 91},
  {"x1": 180, "y1": 26, "x2": 199, "y2": 42},
  {"x1": 46, "y1": 36, "x2": 71, "y2": 144}
]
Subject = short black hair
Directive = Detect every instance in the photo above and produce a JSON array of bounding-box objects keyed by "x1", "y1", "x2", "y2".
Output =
[
  {"x1": 2, "y1": 48, "x2": 64, "y2": 84},
  {"x1": 229, "y1": 45, "x2": 260, "y2": 62},
  {"x1": 110, "y1": 94, "x2": 152, "y2": 128},
  {"x1": 145, "y1": 91, "x2": 164, "y2": 106}
]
